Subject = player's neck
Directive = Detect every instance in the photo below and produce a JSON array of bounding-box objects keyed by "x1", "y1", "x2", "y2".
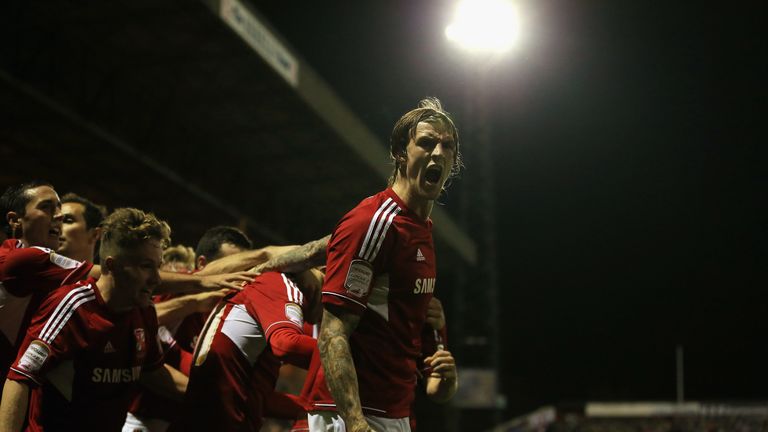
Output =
[
  {"x1": 391, "y1": 181, "x2": 433, "y2": 220},
  {"x1": 96, "y1": 275, "x2": 131, "y2": 313},
  {"x1": 67, "y1": 249, "x2": 93, "y2": 263}
]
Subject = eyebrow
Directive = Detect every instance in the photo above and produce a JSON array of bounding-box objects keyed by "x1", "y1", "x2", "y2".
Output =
[{"x1": 37, "y1": 198, "x2": 61, "y2": 207}]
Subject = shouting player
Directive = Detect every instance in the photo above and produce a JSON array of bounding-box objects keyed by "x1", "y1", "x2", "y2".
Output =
[{"x1": 306, "y1": 98, "x2": 461, "y2": 431}]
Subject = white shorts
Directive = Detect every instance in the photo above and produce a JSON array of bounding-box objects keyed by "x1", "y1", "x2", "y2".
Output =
[
  {"x1": 307, "y1": 411, "x2": 410, "y2": 432},
  {"x1": 122, "y1": 412, "x2": 170, "y2": 432}
]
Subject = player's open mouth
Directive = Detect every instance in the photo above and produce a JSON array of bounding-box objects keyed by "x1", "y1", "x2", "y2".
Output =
[{"x1": 425, "y1": 165, "x2": 443, "y2": 184}]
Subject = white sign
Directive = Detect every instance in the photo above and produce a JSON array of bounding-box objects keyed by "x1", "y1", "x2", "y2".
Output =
[{"x1": 220, "y1": 0, "x2": 299, "y2": 87}]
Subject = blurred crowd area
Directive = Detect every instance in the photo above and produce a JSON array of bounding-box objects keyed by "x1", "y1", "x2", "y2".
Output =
[{"x1": 543, "y1": 417, "x2": 768, "y2": 432}]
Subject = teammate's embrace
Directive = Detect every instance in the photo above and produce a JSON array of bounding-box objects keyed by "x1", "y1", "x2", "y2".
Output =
[{"x1": 168, "y1": 268, "x2": 322, "y2": 432}]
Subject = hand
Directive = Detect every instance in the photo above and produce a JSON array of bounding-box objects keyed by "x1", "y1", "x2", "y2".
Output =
[
  {"x1": 348, "y1": 421, "x2": 378, "y2": 432},
  {"x1": 424, "y1": 349, "x2": 457, "y2": 382},
  {"x1": 295, "y1": 268, "x2": 324, "y2": 295},
  {"x1": 295, "y1": 268, "x2": 324, "y2": 324},
  {"x1": 425, "y1": 297, "x2": 445, "y2": 330},
  {"x1": 193, "y1": 289, "x2": 230, "y2": 314},
  {"x1": 250, "y1": 262, "x2": 267, "y2": 275},
  {"x1": 199, "y1": 271, "x2": 256, "y2": 291}
]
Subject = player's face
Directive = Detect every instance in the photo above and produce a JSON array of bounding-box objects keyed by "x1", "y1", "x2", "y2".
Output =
[
  {"x1": 57, "y1": 202, "x2": 94, "y2": 260},
  {"x1": 112, "y1": 239, "x2": 163, "y2": 309},
  {"x1": 403, "y1": 121, "x2": 456, "y2": 201},
  {"x1": 18, "y1": 186, "x2": 62, "y2": 250}
]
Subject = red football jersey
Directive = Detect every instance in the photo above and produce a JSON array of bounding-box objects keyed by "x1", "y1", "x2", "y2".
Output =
[
  {"x1": 0, "y1": 239, "x2": 23, "y2": 387},
  {"x1": 0, "y1": 241, "x2": 92, "y2": 391},
  {"x1": 127, "y1": 292, "x2": 206, "y2": 424},
  {"x1": 308, "y1": 188, "x2": 437, "y2": 418},
  {"x1": 8, "y1": 277, "x2": 163, "y2": 431},
  {"x1": 170, "y1": 272, "x2": 314, "y2": 432}
]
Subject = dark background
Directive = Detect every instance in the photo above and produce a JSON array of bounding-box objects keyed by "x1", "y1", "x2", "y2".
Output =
[
  {"x1": 1, "y1": 0, "x2": 765, "y2": 426},
  {"x1": 253, "y1": 0, "x2": 766, "y2": 417}
]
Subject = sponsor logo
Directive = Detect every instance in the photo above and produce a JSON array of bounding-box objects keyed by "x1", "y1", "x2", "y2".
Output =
[
  {"x1": 285, "y1": 303, "x2": 304, "y2": 327},
  {"x1": 91, "y1": 366, "x2": 141, "y2": 383},
  {"x1": 413, "y1": 278, "x2": 436, "y2": 294},
  {"x1": 18, "y1": 340, "x2": 50, "y2": 373},
  {"x1": 103, "y1": 341, "x2": 116, "y2": 354},
  {"x1": 416, "y1": 248, "x2": 426, "y2": 262},
  {"x1": 344, "y1": 260, "x2": 373, "y2": 298},
  {"x1": 49, "y1": 252, "x2": 80, "y2": 269}
]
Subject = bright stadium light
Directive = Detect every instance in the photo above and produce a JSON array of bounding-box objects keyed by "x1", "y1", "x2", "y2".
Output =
[{"x1": 445, "y1": 0, "x2": 519, "y2": 53}]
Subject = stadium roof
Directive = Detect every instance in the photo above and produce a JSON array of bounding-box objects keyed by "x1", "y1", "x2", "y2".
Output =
[{"x1": 0, "y1": 0, "x2": 476, "y2": 265}]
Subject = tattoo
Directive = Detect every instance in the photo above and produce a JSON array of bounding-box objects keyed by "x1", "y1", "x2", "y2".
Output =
[
  {"x1": 258, "y1": 234, "x2": 330, "y2": 273},
  {"x1": 318, "y1": 308, "x2": 367, "y2": 429}
]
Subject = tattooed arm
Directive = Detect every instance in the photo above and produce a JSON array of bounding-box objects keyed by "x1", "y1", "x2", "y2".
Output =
[
  {"x1": 252, "y1": 234, "x2": 331, "y2": 274},
  {"x1": 195, "y1": 246, "x2": 295, "y2": 275},
  {"x1": 317, "y1": 306, "x2": 374, "y2": 432}
]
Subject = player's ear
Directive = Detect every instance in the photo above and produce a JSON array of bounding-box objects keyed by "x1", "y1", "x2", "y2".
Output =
[
  {"x1": 103, "y1": 256, "x2": 115, "y2": 274},
  {"x1": 88, "y1": 227, "x2": 102, "y2": 244},
  {"x1": 196, "y1": 255, "x2": 207, "y2": 270},
  {"x1": 6, "y1": 211, "x2": 20, "y2": 237}
]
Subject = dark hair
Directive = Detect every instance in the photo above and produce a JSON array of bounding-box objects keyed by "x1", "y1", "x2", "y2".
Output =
[
  {"x1": 99, "y1": 208, "x2": 171, "y2": 259},
  {"x1": 0, "y1": 180, "x2": 55, "y2": 237},
  {"x1": 388, "y1": 97, "x2": 463, "y2": 187},
  {"x1": 61, "y1": 193, "x2": 108, "y2": 230},
  {"x1": 195, "y1": 226, "x2": 253, "y2": 261}
]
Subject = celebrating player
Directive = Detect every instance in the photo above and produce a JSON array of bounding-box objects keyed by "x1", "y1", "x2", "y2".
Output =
[
  {"x1": 306, "y1": 98, "x2": 461, "y2": 431},
  {"x1": 0, "y1": 208, "x2": 187, "y2": 431}
]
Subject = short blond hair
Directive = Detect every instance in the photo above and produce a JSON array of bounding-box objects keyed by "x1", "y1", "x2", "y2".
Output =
[
  {"x1": 162, "y1": 245, "x2": 196, "y2": 272},
  {"x1": 99, "y1": 208, "x2": 171, "y2": 259}
]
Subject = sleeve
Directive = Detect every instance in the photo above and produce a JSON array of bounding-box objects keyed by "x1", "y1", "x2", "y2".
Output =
[
  {"x1": 2, "y1": 248, "x2": 91, "y2": 297},
  {"x1": 321, "y1": 205, "x2": 397, "y2": 314},
  {"x1": 269, "y1": 327, "x2": 315, "y2": 368},
  {"x1": 140, "y1": 306, "x2": 164, "y2": 372},
  {"x1": 1, "y1": 247, "x2": 54, "y2": 296},
  {"x1": 244, "y1": 272, "x2": 306, "y2": 341},
  {"x1": 7, "y1": 286, "x2": 93, "y2": 386}
]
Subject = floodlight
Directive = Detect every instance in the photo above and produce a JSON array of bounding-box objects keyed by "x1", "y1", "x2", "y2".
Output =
[{"x1": 445, "y1": 0, "x2": 518, "y2": 53}]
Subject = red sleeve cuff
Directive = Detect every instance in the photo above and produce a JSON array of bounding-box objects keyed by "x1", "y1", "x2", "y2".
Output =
[
  {"x1": 7, "y1": 367, "x2": 42, "y2": 387},
  {"x1": 322, "y1": 292, "x2": 367, "y2": 315}
]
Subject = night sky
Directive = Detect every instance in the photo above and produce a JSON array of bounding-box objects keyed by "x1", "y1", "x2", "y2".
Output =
[{"x1": 253, "y1": 0, "x2": 766, "y2": 416}]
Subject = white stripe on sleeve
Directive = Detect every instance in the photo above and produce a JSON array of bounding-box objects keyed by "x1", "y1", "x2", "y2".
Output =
[{"x1": 39, "y1": 285, "x2": 93, "y2": 342}]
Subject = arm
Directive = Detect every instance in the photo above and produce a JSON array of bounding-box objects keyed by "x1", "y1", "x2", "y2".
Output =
[
  {"x1": 140, "y1": 364, "x2": 188, "y2": 402},
  {"x1": 253, "y1": 235, "x2": 330, "y2": 274},
  {"x1": 93, "y1": 265, "x2": 254, "y2": 294},
  {"x1": 424, "y1": 350, "x2": 458, "y2": 403},
  {"x1": 294, "y1": 268, "x2": 325, "y2": 324},
  {"x1": 317, "y1": 306, "x2": 372, "y2": 432},
  {"x1": 425, "y1": 297, "x2": 445, "y2": 331},
  {"x1": 154, "y1": 270, "x2": 254, "y2": 295},
  {"x1": 154, "y1": 289, "x2": 229, "y2": 327},
  {"x1": 269, "y1": 326, "x2": 316, "y2": 369},
  {"x1": 195, "y1": 246, "x2": 293, "y2": 275},
  {"x1": 0, "y1": 380, "x2": 29, "y2": 432}
]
